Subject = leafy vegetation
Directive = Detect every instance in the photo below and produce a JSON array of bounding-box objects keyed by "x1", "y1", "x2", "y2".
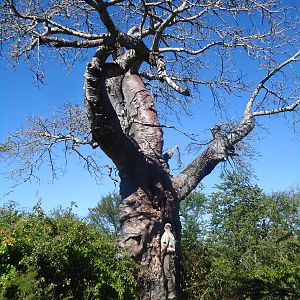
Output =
[
  {"x1": 87, "y1": 193, "x2": 120, "y2": 234},
  {"x1": 182, "y1": 174, "x2": 300, "y2": 299},
  {"x1": 0, "y1": 202, "x2": 137, "y2": 300},
  {"x1": 1, "y1": 174, "x2": 299, "y2": 299}
]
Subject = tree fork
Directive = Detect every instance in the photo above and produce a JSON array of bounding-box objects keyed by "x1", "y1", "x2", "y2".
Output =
[{"x1": 84, "y1": 46, "x2": 187, "y2": 299}]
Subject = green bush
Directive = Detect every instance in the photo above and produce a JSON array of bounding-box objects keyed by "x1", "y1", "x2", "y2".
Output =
[
  {"x1": 0, "y1": 202, "x2": 137, "y2": 299},
  {"x1": 181, "y1": 175, "x2": 300, "y2": 300}
]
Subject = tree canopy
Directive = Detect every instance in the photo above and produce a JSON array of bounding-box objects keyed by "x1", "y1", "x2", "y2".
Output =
[
  {"x1": 0, "y1": 0, "x2": 299, "y2": 195},
  {"x1": 1, "y1": 1, "x2": 299, "y2": 299},
  {"x1": 1, "y1": 1, "x2": 299, "y2": 185}
]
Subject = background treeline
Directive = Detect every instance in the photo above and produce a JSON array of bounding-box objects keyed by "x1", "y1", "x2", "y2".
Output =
[
  {"x1": 181, "y1": 173, "x2": 300, "y2": 299},
  {"x1": 1, "y1": 173, "x2": 299, "y2": 299}
]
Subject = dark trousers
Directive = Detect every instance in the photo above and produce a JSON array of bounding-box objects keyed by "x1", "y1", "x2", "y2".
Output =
[{"x1": 163, "y1": 253, "x2": 176, "y2": 297}]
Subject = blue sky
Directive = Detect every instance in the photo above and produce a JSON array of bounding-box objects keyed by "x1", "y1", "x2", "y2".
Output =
[{"x1": 1, "y1": 50, "x2": 299, "y2": 217}]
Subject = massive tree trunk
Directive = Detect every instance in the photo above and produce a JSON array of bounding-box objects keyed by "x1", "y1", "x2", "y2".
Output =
[
  {"x1": 84, "y1": 48, "x2": 179, "y2": 299},
  {"x1": 2, "y1": 1, "x2": 299, "y2": 298},
  {"x1": 84, "y1": 46, "x2": 255, "y2": 299},
  {"x1": 118, "y1": 165, "x2": 182, "y2": 299}
]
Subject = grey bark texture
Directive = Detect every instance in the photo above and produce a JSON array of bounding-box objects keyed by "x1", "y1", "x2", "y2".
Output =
[
  {"x1": 83, "y1": 45, "x2": 248, "y2": 299},
  {"x1": 2, "y1": 1, "x2": 299, "y2": 299}
]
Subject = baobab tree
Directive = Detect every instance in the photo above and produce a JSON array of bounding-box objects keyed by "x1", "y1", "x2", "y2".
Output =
[{"x1": 1, "y1": 1, "x2": 299, "y2": 299}]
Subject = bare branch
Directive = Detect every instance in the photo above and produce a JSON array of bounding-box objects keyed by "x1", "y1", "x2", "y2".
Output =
[
  {"x1": 159, "y1": 41, "x2": 236, "y2": 55},
  {"x1": 245, "y1": 50, "x2": 300, "y2": 116},
  {"x1": 148, "y1": 52, "x2": 191, "y2": 96},
  {"x1": 172, "y1": 47, "x2": 299, "y2": 200},
  {"x1": 152, "y1": 1, "x2": 188, "y2": 51},
  {"x1": 252, "y1": 98, "x2": 300, "y2": 117},
  {"x1": 85, "y1": 0, "x2": 118, "y2": 34},
  {"x1": 1, "y1": 0, "x2": 299, "y2": 193},
  {"x1": 0, "y1": 103, "x2": 104, "y2": 183},
  {"x1": 39, "y1": 36, "x2": 107, "y2": 49}
]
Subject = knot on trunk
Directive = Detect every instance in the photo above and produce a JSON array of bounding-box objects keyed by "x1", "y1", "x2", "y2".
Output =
[
  {"x1": 211, "y1": 124, "x2": 236, "y2": 161},
  {"x1": 148, "y1": 51, "x2": 164, "y2": 72}
]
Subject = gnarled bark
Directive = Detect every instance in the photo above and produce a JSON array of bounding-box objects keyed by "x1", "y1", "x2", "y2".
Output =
[
  {"x1": 2, "y1": 1, "x2": 300, "y2": 299},
  {"x1": 84, "y1": 47, "x2": 188, "y2": 299},
  {"x1": 83, "y1": 44, "x2": 247, "y2": 299}
]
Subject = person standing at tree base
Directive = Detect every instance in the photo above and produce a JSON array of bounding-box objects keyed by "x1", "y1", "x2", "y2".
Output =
[{"x1": 161, "y1": 223, "x2": 176, "y2": 300}]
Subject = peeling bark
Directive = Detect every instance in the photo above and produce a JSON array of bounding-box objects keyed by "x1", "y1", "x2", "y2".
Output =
[
  {"x1": 118, "y1": 163, "x2": 184, "y2": 300},
  {"x1": 83, "y1": 46, "x2": 255, "y2": 299},
  {"x1": 3, "y1": 1, "x2": 300, "y2": 298},
  {"x1": 122, "y1": 72, "x2": 164, "y2": 163}
]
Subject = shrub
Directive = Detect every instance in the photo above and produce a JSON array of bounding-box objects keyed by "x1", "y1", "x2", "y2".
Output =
[{"x1": 0, "y1": 202, "x2": 137, "y2": 299}]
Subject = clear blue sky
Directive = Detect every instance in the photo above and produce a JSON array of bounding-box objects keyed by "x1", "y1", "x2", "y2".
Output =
[{"x1": 0, "y1": 52, "x2": 299, "y2": 217}]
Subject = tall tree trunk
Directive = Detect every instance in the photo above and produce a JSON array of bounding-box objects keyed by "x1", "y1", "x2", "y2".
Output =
[
  {"x1": 84, "y1": 48, "x2": 186, "y2": 299},
  {"x1": 118, "y1": 161, "x2": 184, "y2": 299},
  {"x1": 120, "y1": 164, "x2": 180, "y2": 299},
  {"x1": 84, "y1": 46, "x2": 253, "y2": 299},
  {"x1": 116, "y1": 69, "x2": 185, "y2": 299}
]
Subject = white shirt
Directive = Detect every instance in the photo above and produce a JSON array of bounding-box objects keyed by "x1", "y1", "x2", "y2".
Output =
[{"x1": 161, "y1": 230, "x2": 176, "y2": 253}]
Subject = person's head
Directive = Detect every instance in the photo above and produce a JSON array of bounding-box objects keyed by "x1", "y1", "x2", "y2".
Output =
[{"x1": 164, "y1": 223, "x2": 172, "y2": 231}]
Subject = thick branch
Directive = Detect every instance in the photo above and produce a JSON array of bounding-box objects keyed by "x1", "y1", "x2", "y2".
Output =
[
  {"x1": 252, "y1": 98, "x2": 300, "y2": 117},
  {"x1": 87, "y1": 47, "x2": 140, "y2": 79},
  {"x1": 84, "y1": 47, "x2": 144, "y2": 172},
  {"x1": 172, "y1": 146, "x2": 222, "y2": 200},
  {"x1": 122, "y1": 72, "x2": 164, "y2": 161},
  {"x1": 39, "y1": 36, "x2": 106, "y2": 48},
  {"x1": 173, "y1": 54, "x2": 300, "y2": 200},
  {"x1": 85, "y1": 0, "x2": 118, "y2": 34},
  {"x1": 173, "y1": 115, "x2": 255, "y2": 200}
]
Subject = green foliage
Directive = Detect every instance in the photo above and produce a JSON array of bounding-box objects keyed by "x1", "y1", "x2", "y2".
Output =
[
  {"x1": 1, "y1": 179, "x2": 299, "y2": 300},
  {"x1": 181, "y1": 191, "x2": 207, "y2": 245},
  {"x1": 180, "y1": 192, "x2": 216, "y2": 299},
  {"x1": 87, "y1": 193, "x2": 120, "y2": 234},
  {"x1": 207, "y1": 174, "x2": 300, "y2": 299},
  {"x1": 181, "y1": 173, "x2": 300, "y2": 300},
  {"x1": 0, "y1": 201, "x2": 137, "y2": 300}
]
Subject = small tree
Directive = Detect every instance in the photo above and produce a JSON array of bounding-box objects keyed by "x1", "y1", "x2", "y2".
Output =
[
  {"x1": 1, "y1": 1, "x2": 299, "y2": 298},
  {"x1": 208, "y1": 174, "x2": 300, "y2": 299},
  {"x1": 88, "y1": 193, "x2": 121, "y2": 233}
]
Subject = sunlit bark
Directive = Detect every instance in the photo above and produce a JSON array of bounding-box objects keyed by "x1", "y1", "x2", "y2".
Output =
[{"x1": 1, "y1": 1, "x2": 299, "y2": 299}]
